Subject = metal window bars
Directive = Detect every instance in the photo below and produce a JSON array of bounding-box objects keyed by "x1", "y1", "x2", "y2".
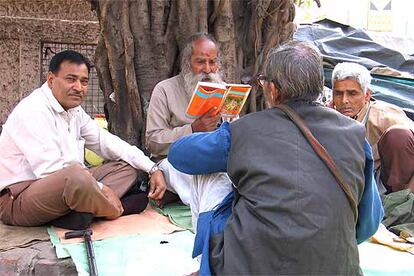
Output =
[{"x1": 40, "y1": 42, "x2": 105, "y2": 117}]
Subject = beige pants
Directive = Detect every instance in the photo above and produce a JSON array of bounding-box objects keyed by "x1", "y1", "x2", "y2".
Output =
[{"x1": 0, "y1": 161, "x2": 139, "y2": 226}]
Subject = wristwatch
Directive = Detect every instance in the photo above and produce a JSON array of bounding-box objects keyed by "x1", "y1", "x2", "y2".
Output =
[{"x1": 148, "y1": 161, "x2": 162, "y2": 177}]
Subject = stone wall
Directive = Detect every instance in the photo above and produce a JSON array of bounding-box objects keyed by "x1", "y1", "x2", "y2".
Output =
[{"x1": 0, "y1": 0, "x2": 99, "y2": 127}]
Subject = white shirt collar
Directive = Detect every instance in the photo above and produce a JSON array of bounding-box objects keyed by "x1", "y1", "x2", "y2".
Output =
[{"x1": 40, "y1": 82, "x2": 81, "y2": 115}]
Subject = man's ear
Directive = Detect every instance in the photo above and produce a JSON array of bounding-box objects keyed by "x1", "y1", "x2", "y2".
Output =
[
  {"x1": 47, "y1": 72, "x2": 55, "y2": 88},
  {"x1": 365, "y1": 88, "x2": 372, "y2": 103},
  {"x1": 270, "y1": 82, "x2": 283, "y2": 105},
  {"x1": 265, "y1": 81, "x2": 278, "y2": 106}
]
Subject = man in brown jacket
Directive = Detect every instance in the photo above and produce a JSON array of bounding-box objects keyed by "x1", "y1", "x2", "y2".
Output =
[{"x1": 332, "y1": 62, "x2": 414, "y2": 193}]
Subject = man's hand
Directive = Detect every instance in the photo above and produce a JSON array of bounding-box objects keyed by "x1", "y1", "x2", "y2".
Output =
[
  {"x1": 191, "y1": 106, "x2": 221, "y2": 132},
  {"x1": 148, "y1": 170, "x2": 167, "y2": 202},
  {"x1": 101, "y1": 184, "x2": 124, "y2": 219}
]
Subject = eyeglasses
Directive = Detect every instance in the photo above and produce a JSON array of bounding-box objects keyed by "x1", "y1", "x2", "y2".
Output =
[
  {"x1": 256, "y1": 74, "x2": 268, "y2": 88},
  {"x1": 256, "y1": 74, "x2": 282, "y2": 90}
]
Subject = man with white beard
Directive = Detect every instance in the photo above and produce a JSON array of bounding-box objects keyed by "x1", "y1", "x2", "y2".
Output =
[
  {"x1": 146, "y1": 33, "x2": 224, "y2": 161},
  {"x1": 145, "y1": 34, "x2": 233, "y2": 230}
]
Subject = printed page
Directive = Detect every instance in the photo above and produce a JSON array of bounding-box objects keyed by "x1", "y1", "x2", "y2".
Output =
[{"x1": 220, "y1": 84, "x2": 252, "y2": 118}]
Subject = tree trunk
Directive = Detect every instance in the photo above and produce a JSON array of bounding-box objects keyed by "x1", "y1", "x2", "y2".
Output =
[{"x1": 90, "y1": 0, "x2": 296, "y2": 147}]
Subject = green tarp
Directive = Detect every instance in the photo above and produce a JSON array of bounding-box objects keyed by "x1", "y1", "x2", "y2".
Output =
[{"x1": 48, "y1": 228, "x2": 198, "y2": 276}]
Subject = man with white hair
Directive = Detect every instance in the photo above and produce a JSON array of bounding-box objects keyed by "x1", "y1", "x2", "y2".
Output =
[
  {"x1": 168, "y1": 41, "x2": 383, "y2": 275},
  {"x1": 145, "y1": 34, "x2": 233, "y2": 226},
  {"x1": 332, "y1": 62, "x2": 414, "y2": 193},
  {"x1": 146, "y1": 33, "x2": 223, "y2": 161}
]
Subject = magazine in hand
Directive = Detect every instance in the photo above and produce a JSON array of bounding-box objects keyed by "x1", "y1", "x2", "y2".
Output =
[{"x1": 185, "y1": 81, "x2": 252, "y2": 119}]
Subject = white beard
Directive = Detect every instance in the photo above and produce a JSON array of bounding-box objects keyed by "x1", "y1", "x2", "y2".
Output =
[{"x1": 182, "y1": 70, "x2": 224, "y2": 97}]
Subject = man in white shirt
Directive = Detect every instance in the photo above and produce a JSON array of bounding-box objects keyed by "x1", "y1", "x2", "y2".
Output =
[{"x1": 0, "y1": 50, "x2": 166, "y2": 228}]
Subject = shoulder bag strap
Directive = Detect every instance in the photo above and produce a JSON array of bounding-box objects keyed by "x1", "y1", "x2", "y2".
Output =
[{"x1": 276, "y1": 104, "x2": 358, "y2": 223}]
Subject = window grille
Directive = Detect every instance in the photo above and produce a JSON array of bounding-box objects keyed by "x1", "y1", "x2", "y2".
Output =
[{"x1": 40, "y1": 42, "x2": 105, "y2": 116}]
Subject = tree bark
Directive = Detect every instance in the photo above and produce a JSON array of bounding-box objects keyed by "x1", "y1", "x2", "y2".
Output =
[{"x1": 90, "y1": 0, "x2": 296, "y2": 147}]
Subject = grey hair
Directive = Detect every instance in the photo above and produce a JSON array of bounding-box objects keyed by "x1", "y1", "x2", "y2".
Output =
[
  {"x1": 180, "y1": 33, "x2": 220, "y2": 73},
  {"x1": 265, "y1": 41, "x2": 324, "y2": 102},
  {"x1": 332, "y1": 62, "x2": 372, "y2": 94}
]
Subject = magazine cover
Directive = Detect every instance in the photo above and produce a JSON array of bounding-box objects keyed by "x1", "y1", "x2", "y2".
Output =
[
  {"x1": 185, "y1": 82, "x2": 251, "y2": 119},
  {"x1": 220, "y1": 84, "x2": 251, "y2": 118},
  {"x1": 185, "y1": 82, "x2": 227, "y2": 119}
]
